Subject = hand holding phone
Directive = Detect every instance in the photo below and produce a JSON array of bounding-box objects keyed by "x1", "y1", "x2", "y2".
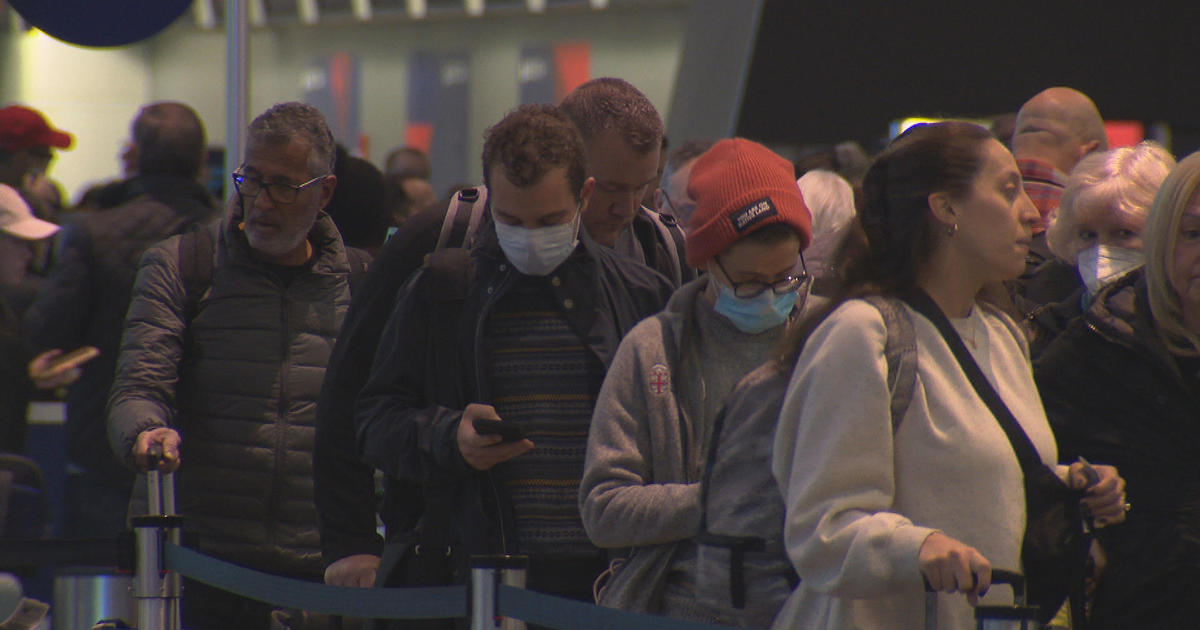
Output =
[
  {"x1": 457, "y1": 404, "x2": 534, "y2": 471},
  {"x1": 472, "y1": 417, "x2": 526, "y2": 443},
  {"x1": 28, "y1": 346, "x2": 99, "y2": 389}
]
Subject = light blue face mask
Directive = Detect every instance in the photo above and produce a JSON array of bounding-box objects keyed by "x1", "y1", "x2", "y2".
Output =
[{"x1": 713, "y1": 283, "x2": 799, "y2": 334}]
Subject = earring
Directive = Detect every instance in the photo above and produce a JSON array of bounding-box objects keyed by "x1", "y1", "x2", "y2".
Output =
[{"x1": 946, "y1": 223, "x2": 958, "y2": 237}]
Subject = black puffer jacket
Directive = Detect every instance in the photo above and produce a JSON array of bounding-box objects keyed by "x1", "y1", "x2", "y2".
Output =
[
  {"x1": 108, "y1": 209, "x2": 351, "y2": 578},
  {"x1": 1035, "y1": 269, "x2": 1200, "y2": 629},
  {"x1": 26, "y1": 175, "x2": 216, "y2": 489}
]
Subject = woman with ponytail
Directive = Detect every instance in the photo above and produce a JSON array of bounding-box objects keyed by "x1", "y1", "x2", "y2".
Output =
[{"x1": 770, "y1": 122, "x2": 1127, "y2": 629}]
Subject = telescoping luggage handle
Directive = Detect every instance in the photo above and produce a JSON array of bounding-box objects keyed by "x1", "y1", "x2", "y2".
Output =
[
  {"x1": 924, "y1": 569, "x2": 1039, "y2": 630},
  {"x1": 131, "y1": 443, "x2": 183, "y2": 630}
]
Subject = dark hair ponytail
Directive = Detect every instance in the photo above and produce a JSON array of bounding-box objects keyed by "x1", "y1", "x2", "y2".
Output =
[{"x1": 777, "y1": 121, "x2": 994, "y2": 367}]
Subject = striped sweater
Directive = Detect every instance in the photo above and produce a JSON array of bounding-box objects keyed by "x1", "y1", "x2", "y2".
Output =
[{"x1": 486, "y1": 273, "x2": 605, "y2": 557}]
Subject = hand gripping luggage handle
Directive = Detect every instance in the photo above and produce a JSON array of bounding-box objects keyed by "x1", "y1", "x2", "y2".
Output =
[
  {"x1": 140, "y1": 443, "x2": 177, "y2": 517},
  {"x1": 924, "y1": 569, "x2": 1025, "y2": 630},
  {"x1": 144, "y1": 443, "x2": 164, "y2": 470}
]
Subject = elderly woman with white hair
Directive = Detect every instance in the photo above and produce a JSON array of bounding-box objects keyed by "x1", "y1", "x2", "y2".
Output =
[
  {"x1": 796, "y1": 169, "x2": 855, "y2": 295},
  {"x1": 1035, "y1": 150, "x2": 1200, "y2": 629},
  {"x1": 1026, "y1": 142, "x2": 1174, "y2": 355}
]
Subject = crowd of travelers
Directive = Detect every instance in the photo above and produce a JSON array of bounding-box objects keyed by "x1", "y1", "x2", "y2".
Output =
[{"x1": 0, "y1": 80, "x2": 1196, "y2": 630}]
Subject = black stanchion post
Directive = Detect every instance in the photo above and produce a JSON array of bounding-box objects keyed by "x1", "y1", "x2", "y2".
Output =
[{"x1": 470, "y1": 555, "x2": 528, "y2": 630}]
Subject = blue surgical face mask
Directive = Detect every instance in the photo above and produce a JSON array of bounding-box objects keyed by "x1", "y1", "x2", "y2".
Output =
[
  {"x1": 713, "y1": 282, "x2": 799, "y2": 334},
  {"x1": 493, "y1": 210, "x2": 581, "y2": 276}
]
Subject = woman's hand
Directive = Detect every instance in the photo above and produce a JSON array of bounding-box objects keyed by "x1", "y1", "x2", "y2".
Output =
[
  {"x1": 1068, "y1": 461, "x2": 1128, "y2": 527},
  {"x1": 919, "y1": 531, "x2": 992, "y2": 605}
]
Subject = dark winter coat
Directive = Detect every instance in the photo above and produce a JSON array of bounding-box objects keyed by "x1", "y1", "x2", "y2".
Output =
[
  {"x1": 26, "y1": 175, "x2": 216, "y2": 488},
  {"x1": 354, "y1": 221, "x2": 674, "y2": 579},
  {"x1": 1035, "y1": 269, "x2": 1200, "y2": 629},
  {"x1": 313, "y1": 203, "x2": 446, "y2": 567}
]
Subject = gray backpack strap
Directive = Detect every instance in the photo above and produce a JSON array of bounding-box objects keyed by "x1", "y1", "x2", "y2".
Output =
[
  {"x1": 641, "y1": 207, "x2": 684, "y2": 286},
  {"x1": 862, "y1": 295, "x2": 918, "y2": 432},
  {"x1": 434, "y1": 186, "x2": 488, "y2": 252}
]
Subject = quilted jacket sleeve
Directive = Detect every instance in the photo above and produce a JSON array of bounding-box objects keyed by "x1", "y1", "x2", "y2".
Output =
[{"x1": 107, "y1": 240, "x2": 188, "y2": 468}]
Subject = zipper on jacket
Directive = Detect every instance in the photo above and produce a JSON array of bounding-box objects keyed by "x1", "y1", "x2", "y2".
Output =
[{"x1": 267, "y1": 289, "x2": 290, "y2": 550}]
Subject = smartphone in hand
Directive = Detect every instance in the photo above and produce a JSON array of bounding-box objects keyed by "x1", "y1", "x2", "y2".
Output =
[
  {"x1": 472, "y1": 417, "x2": 526, "y2": 443},
  {"x1": 44, "y1": 346, "x2": 100, "y2": 374}
]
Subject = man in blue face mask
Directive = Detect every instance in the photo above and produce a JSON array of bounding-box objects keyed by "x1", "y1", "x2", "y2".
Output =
[
  {"x1": 579, "y1": 138, "x2": 813, "y2": 621},
  {"x1": 355, "y1": 103, "x2": 674, "y2": 605}
]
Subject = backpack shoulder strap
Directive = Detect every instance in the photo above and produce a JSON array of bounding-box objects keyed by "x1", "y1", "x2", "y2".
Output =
[
  {"x1": 178, "y1": 223, "x2": 216, "y2": 323},
  {"x1": 641, "y1": 207, "x2": 685, "y2": 286},
  {"x1": 434, "y1": 186, "x2": 488, "y2": 252},
  {"x1": 861, "y1": 295, "x2": 918, "y2": 433},
  {"x1": 343, "y1": 246, "x2": 372, "y2": 295},
  {"x1": 424, "y1": 247, "x2": 472, "y2": 303}
]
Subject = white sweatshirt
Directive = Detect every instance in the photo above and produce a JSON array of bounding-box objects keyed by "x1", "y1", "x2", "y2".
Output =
[{"x1": 771, "y1": 299, "x2": 1059, "y2": 630}]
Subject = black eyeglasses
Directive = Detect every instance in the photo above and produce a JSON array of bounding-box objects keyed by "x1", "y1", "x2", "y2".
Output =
[
  {"x1": 713, "y1": 251, "x2": 810, "y2": 299},
  {"x1": 232, "y1": 170, "x2": 328, "y2": 204}
]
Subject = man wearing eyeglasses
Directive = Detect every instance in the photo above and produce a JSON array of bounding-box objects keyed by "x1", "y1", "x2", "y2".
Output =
[
  {"x1": 654, "y1": 139, "x2": 716, "y2": 232},
  {"x1": 107, "y1": 102, "x2": 350, "y2": 629},
  {"x1": 579, "y1": 138, "x2": 813, "y2": 620}
]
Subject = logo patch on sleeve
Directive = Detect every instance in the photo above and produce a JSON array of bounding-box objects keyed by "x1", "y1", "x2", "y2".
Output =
[
  {"x1": 729, "y1": 197, "x2": 778, "y2": 233},
  {"x1": 649, "y1": 363, "x2": 671, "y2": 396}
]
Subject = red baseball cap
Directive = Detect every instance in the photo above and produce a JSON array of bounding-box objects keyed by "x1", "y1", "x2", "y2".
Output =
[{"x1": 0, "y1": 105, "x2": 73, "y2": 152}]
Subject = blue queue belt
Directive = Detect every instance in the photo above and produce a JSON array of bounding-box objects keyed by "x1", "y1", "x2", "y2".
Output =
[
  {"x1": 497, "y1": 584, "x2": 736, "y2": 630},
  {"x1": 164, "y1": 543, "x2": 734, "y2": 629},
  {"x1": 163, "y1": 543, "x2": 467, "y2": 619}
]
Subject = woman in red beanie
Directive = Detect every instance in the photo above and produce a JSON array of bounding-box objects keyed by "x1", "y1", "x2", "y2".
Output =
[
  {"x1": 771, "y1": 122, "x2": 1128, "y2": 630},
  {"x1": 578, "y1": 138, "x2": 813, "y2": 625}
]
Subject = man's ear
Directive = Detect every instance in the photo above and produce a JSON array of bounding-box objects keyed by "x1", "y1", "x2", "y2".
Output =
[
  {"x1": 1078, "y1": 140, "x2": 1101, "y2": 161},
  {"x1": 317, "y1": 174, "x2": 338, "y2": 210},
  {"x1": 579, "y1": 177, "x2": 596, "y2": 211},
  {"x1": 927, "y1": 191, "x2": 957, "y2": 229},
  {"x1": 652, "y1": 187, "x2": 666, "y2": 213}
]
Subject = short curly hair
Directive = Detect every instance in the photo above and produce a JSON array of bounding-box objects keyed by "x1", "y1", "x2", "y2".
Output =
[
  {"x1": 481, "y1": 104, "x2": 587, "y2": 199},
  {"x1": 247, "y1": 102, "x2": 336, "y2": 177},
  {"x1": 560, "y1": 77, "x2": 663, "y2": 154}
]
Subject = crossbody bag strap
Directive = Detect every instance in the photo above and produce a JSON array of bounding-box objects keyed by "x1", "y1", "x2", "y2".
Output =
[{"x1": 899, "y1": 289, "x2": 1044, "y2": 470}]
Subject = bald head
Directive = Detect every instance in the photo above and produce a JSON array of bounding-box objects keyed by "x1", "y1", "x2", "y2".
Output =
[{"x1": 1012, "y1": 87, "x2": 1107, "y2": 175}]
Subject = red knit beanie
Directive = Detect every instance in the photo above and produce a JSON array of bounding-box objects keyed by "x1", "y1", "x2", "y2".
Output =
[{"x1": 685, "y1": 138, "x2": 812, "y2": 268}]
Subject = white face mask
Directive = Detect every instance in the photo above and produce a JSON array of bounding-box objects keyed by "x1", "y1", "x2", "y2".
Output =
[
  {"x1": 1077, "y1": 244, "x2": 1144, "y2": 296},
  {"x1": 493, "y1": 210, "x2": 581, "y2": 276}
]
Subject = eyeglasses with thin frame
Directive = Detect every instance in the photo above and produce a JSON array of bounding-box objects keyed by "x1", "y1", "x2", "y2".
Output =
[
  {"x1": 232, "y1": 170, "x2": 329, "y2": 204},
  {"x1": 658, "y1": 188, "x2": 695, "y2": 224},
  {"x1": 713, "y1": 250, "x2": 811, "y2": 299}
]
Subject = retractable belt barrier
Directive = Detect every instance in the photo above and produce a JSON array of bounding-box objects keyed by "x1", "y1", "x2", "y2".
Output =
[
  {"x1": 157, "y1": 543, "x2": 731, "y2": 630},
  {"x1": 163, "y1": 543, "x2": 467, "y2": 620},
  {"x1": 22, "y1": 455, "x2": 735, "y2": 630}
]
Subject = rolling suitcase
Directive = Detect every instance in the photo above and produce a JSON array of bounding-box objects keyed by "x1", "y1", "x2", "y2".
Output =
[{"x1": 924, "y1": 569, "x2": 1040, "y2": 630}]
